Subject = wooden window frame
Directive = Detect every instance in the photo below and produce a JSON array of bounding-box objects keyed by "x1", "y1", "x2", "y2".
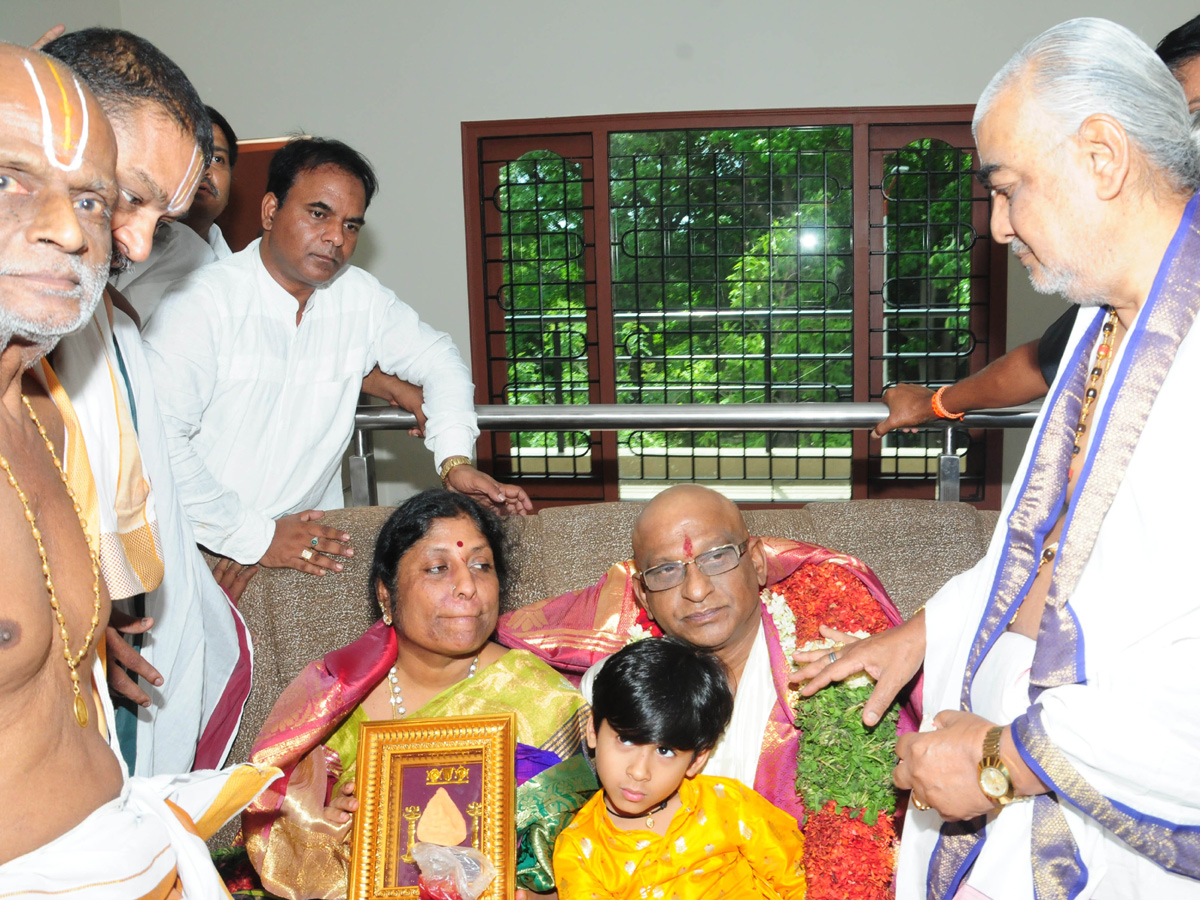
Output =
[{"x1": 462, "y1": 107, "x2": 1007, "y2": 509}]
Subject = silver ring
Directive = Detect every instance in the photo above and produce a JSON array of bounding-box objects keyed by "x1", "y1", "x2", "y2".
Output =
[
  {"x1": 300, "y1": 548, "x2": 314, "y2": 561},
  {"x1": 828, "y1": 651, "x2": 838, "y2": 664},
  {"x1": 311, "y1": 537, "x2": 319, "y2": 547}
]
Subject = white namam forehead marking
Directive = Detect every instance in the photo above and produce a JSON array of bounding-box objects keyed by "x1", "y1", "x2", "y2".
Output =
[
  {"x1": 166, "y1": 143, "x2": 204, "y2": 215},
  {"x1": 20, "y1": 57, "x2": 89, "y2": 173}
]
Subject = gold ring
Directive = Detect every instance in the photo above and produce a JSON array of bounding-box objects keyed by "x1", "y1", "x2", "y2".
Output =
[
  {"x1": 912, "y1": 797, "x2": 930, "y2": 811},
  {"x1": 300, "y1": 548, "x2": 314, "y2": 561}
]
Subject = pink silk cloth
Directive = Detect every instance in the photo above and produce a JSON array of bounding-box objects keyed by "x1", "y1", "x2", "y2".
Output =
[
  {"x1": 497, "y1": 535, "x2": 920, "y2": 823},
  {"x1": 242, "y1": 621, "x2": 396, "y2": 855}
]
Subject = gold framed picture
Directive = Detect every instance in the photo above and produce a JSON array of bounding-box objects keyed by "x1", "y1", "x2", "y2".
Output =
[{"x1": 348, "y1": 713, "x2": 516, "y2": 900}]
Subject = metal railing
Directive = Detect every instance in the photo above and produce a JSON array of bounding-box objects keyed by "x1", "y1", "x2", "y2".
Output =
[{"x1": 349, "y1": 402, "x2": 1041, "y2": 507}]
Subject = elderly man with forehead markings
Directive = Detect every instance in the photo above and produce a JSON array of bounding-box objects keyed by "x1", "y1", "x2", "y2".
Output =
[
  {"x1": 795, "y1": 17, "x2": 1200, "y2": 899},
  {"x1": 39, "y1": 28, "x2": 253, "y2": 777},
  {"x1": 0, "y1": 41, "x2": 279, "y2": 897},
  {"x1": 110, "y1": 103, "x2": 238, "y2": 326}
]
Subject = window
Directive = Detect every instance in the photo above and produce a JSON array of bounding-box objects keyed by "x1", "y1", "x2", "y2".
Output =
[{"x1": 463, "y1": 109, "x2": 1006, "y2": 507}]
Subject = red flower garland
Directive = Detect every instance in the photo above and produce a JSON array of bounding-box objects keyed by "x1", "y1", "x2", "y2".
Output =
[
  {"x1": 776, "y1": 562, "x2": 890, "y2": 643},
  {"x1": 776, "y1": 562, "x2": 898, "y2": 899},
  {"x1": 803, "y1": 802, "x2": 896, "y2": 900},
  {"x1": 632, "y1": 605, "x2": 663, "y2": 638}
]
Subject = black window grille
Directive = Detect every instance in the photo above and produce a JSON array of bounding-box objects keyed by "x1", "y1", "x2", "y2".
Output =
[{"x1": 465, "y1": 110, "x2": 1005, "y2": 507}]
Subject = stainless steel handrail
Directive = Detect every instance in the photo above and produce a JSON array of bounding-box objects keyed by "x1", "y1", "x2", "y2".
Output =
[{"x1": 349, "y1": 402, "x2": 1041, "y2": 506}]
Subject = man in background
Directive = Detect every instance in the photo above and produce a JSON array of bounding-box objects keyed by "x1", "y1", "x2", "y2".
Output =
[
  {"x1": 44, "y1": 27, "x2": 252, "y2": 775},
  {"x1": 113, "y1": 103, "x2": 237, "y2": 324},
  {"x1": 144, "y1": 137, "x2": 531, "y2": 585}
]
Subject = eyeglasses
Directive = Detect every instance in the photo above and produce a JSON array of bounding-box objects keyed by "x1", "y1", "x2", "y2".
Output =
[{"x1": 635, "y1": 540, "x2": 750, "y2": 592}]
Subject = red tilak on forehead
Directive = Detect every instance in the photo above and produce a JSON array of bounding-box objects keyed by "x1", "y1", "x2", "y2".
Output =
[
  {"x1": 457, "y1": 541, "x2": 463, "y2": 547},
  {"x1": 682, "y1": 536, "x2": 694, "y2": 556}
]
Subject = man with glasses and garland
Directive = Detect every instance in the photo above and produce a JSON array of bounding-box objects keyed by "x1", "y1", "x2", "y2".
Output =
[{"x1": 500, "y1": 482, "x2": 907, "y2": 822}]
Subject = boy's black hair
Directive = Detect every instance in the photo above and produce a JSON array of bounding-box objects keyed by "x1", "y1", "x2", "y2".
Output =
[
  {"x1": 43, "y1": 28, "x2": 212, "y2": 161},
  {"x1": 266, "y1": 137, "x2": 378, "y2": 210},
  {"x1": 591, "y1": 637, "x2": 733, "y2": 754},
  {"x1": 1157, "y1": 15, "x2": 1200, "y2": 73},
  {"x1": 206, "y1": 105, "x2": 239, "y2": 168}
]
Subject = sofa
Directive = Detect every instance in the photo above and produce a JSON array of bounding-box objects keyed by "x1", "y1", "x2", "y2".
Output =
[{"x1": 211, "y1": 497, "x2": 999, "y2": 847}]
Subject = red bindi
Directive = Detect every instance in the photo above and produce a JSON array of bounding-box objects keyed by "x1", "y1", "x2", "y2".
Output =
[
  {"x1": 457, "y1": 541, "x2": 463, "y2": 547},
  {"x1": 682, "y1": 536, "x2": 694, "y2": 556}
]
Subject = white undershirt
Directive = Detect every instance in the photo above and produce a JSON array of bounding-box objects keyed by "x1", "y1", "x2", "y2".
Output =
[{"x1": 701, "y1": 620, "x2": 773, "y2": 788}]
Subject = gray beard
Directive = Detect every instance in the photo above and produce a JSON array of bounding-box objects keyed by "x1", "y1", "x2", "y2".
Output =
[
  {"x1": 0, "y1": 257, "x2": 110, "y2": 361},
  {"x1": 1012, "y1": 239, "x2": 1109, "y2": 307}
]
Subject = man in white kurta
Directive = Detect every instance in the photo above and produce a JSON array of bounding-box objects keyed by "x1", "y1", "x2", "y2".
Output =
[
  {"x1": 793, "y1": 18, "x2": 1200, "y2": 900},
  {"x1": 142, "y1": 138, "x2": 528, "y2": 576},
  {"x1": 112, "y1": 220, "x2": 222, "y2": 324},
  {"x1": 143, "y1": 233, "x2": 479, "y2": 563}
]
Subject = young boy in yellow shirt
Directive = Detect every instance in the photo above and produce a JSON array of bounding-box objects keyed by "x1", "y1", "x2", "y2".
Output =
[{"x1": 554, "y1": 637, "x2": 806, "y2": 899}]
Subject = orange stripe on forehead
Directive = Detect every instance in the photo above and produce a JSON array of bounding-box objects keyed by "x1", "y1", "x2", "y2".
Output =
[
  {"x1": 46, "y1": 59, "x2": 75, "y2": 153},
  {"x1": 21, "y1": 57, "x2": 89, "y2": 172}
]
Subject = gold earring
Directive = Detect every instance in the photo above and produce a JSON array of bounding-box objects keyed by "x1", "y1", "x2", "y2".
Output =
[{"x1": 382, "y1": 610, "x2": 393, "y2": 626}]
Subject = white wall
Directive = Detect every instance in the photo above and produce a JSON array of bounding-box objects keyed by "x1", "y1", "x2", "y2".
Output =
[{"x1": 6, "y1": 0, "x2": 1196, "y2": 502}]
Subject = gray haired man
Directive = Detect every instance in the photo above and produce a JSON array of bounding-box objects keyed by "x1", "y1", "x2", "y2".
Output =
[{"x1": 794, "y1": 17, "x2": 1200, "y2": 899}]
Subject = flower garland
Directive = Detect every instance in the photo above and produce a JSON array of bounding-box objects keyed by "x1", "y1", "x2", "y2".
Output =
[
  {"x1": 626, "y1": 559, "x2": 902, "y2": 898},
  {"x1": 764, "y1": 562, "x2": 900, "y2": 900}
]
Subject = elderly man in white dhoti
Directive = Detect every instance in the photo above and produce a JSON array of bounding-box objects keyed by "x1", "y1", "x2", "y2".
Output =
[
  {"x1": 795, "y1": 17, "x2": 1200, "y2": 900},
  {"x1": 0, "y1": 42, "x2": 278, "y2": 897}
]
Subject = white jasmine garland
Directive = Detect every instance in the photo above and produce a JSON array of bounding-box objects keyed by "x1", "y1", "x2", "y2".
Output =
[
  {"x1": 762, "y1": 587, "x2": 797, "y2": 661},
  {"x1": 626, "y1": 623, "x2": 654, "y2": 643}
]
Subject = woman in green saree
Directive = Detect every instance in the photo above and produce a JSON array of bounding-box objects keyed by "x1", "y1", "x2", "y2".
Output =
[{"x1": 243, "y1": 491, "x2": 592, "y2": 899}]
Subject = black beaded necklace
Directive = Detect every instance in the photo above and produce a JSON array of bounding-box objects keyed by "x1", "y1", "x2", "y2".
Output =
[{"x1": 603, "y1": 791, "x2": 677, "y2": 829}]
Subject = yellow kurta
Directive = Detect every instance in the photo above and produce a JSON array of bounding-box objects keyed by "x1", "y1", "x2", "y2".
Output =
[{"x1": 554, "y1": 775, "x2": 806, "y2": 900}]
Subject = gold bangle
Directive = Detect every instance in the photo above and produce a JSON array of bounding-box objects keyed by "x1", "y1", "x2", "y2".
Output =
[
  {"x1": 438, "y1": 455, "x2": 471, "y2": 486},
  {"x1": 931, "y1": 386, "x2": 965, "y2": 421}
]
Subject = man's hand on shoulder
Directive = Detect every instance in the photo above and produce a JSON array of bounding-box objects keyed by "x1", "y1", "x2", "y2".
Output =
[
  {"x1": 872, "y1": 383, "x2": 937, "y2": 438},
  {"x1": 444, "y1": 465, "x2": 533, "y2": 516},
  {"x1": 259, "y1": 510, "x2": 355, "y2": 575},
  {"x1": 106, "y1": 610, "x2": 164, "y2": 708}
]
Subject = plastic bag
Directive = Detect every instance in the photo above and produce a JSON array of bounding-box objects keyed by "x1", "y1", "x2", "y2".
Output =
[{"x1": 412, "y1": 842, "x2": 497, "y2": 900}]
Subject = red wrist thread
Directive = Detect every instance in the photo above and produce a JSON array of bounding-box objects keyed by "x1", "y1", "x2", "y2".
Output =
[{"x1": 931, "y1": 386, "x2": 964, "y2": 420}]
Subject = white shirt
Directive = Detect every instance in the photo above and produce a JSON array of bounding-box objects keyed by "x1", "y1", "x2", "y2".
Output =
[
  {"x1": 701, "y1": 621, "x2": 774, "y2": 787},
  {"x1": 206, "y1": 223, "x2": 232, "y2": 260},
  {"x1": 580, "y1": 622, "x2": 774, "y2": 790},
  {"x1": 112, "y1": 221, "x2": 218, "y2": 326},
  {"x1": 142, "y1": 239, "x2": 479, "y2": 564}
]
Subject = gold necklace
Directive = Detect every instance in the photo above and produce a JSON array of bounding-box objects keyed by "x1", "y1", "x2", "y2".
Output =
[
  {"x1": 0, "y1": 395, "x2": 102, "y2": 728},
  {"x1": 1068, "y1": 308, "x2": 1118, "y2": 482}
]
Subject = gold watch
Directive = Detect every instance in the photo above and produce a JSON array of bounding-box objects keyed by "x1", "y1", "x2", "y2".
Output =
[
  {"x1": 438, "y1": 455, "x2": 471, "y2": 486},
  {"x1": 978, "y1": 725, "x2": 1016, "y2": 806}
]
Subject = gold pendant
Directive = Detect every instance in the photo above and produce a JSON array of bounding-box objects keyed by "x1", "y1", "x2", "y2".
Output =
[
  {"x1": 645, "y1": 814, "x2": 654, "y2": 828},
  {"x1": 74, "y1": 693, "x2": 89, "y2": 728}
]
